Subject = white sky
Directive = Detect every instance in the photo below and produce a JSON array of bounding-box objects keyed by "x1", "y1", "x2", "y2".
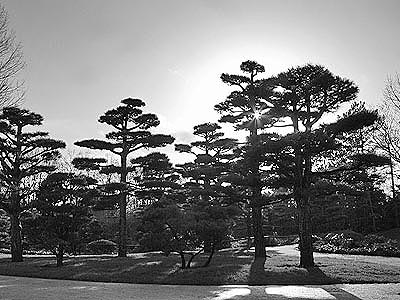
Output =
[{"x1": 3, "y1": 0, "x2": 400, "y2": 162}]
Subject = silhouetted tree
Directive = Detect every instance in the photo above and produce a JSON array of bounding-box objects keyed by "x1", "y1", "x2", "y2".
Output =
[
  {"x1": 272, "y1": 64, "x2": 359, "y2": 267},
  {"x1": 132, "y1": 152, "x2": 180, "y2": 207},
  {"x1": 175, "y1": 122, "x2": 238, "y2": 253},
  {"x1": 24, "y1": 172, "x2": 97, "y2": 266},
  {"x1": 0, "y1": 107, "x2": 65, "y2": 261},
  {"x1": 138, "y1": 197, "x2": 234, "y2": 268},
  {"x1": 74, "y1": 98, "x2": 174, "y2": 257},
  {"x1": 215, "y1": 61, "x2": 276, "y2": 259}
]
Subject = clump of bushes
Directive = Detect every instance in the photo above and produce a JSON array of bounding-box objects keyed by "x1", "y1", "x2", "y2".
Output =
[
  {"x1": 86, "y1": 239, "x2": 117, "y2": 254},
  {"x1": 314, "y1": 230, "x2": 400, "y2": 257}
]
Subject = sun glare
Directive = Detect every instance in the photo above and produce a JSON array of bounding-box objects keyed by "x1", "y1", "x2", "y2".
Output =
[{"x1": 253, "y1": 111, "x2": 261, "y2": 119}]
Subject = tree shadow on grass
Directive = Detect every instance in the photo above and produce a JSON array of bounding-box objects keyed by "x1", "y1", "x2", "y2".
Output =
[
  {"x1": 249, "y1": 256, "x2": 339, "y2": 285},
  {"x1": 162, "y1": 250, "x2": 253, "y2": 285}
]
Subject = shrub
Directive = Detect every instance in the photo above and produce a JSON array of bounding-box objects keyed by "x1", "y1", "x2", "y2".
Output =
[
  {"x1": 86, "y1": 239, "x2": 117, "y2": 254},
  {"x1": 314, "y1": 231, "x2": 400, "y2": 257}
]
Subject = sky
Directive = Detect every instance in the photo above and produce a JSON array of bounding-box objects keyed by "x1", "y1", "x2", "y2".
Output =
[{"x1": 2, "y1": 0, "x2": 400, "y2": 162}]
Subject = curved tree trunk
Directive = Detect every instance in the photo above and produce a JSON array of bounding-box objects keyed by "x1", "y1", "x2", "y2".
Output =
[
  {"x1": 203, "y1": 242, "x2": 216, "y2": 267},
  {"x1": 186, "y1": 248, "x2": 203, "y2": 269}
]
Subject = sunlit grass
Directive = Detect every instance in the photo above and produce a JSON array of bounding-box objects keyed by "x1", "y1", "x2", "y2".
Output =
[{"x1": 0, "y1": 248, "x2": 399, "y2": 285}]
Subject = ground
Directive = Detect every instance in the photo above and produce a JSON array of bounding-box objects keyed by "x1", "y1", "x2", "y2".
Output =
[
  {"x1": 0, "y1": 244, "x2": 399, "y2": 285},
  {"x1": 1, "y1": 275, "x2": 400, "y2": 300}
]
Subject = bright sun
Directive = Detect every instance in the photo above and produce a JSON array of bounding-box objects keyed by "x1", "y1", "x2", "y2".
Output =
[{"x1": 253, "y1": 111, "x2": 261, "y2": 119}]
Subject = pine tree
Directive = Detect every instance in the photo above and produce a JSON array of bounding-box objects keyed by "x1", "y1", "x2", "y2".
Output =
[
  {"x1": 24, "y1": 172, "x2": 97, "y2": 266},
  {"x1": 215, "y1": 61, "x2": 276, "y2": 259},
  {"x1": 73, "y1": 98, "x2": 174, "y2": 257},
  {"x1": 132, "y1": 152, "x2": 180, "y2": 207},
  {"x1": 175, "y1": 122, "x2": 238, "y2": 252},
  {"x1": 0, "y1": 107, "x2": 65, "y2": 261}
]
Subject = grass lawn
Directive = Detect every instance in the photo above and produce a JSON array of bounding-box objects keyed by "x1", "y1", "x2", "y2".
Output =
[
  {"x1": 379, "y1": 228, "x2": 400, "y2": 241},
  {"x1": 0, "y1": 248, "x2": 399, "y2": 285}
]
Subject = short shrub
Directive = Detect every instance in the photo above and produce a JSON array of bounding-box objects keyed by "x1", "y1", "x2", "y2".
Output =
[
  {"x1": 86, "y1": 239, "x2": 117, "y2": 254},
  {"x1": 314, "y1": 231, "x2": 400, "y2": 257}
]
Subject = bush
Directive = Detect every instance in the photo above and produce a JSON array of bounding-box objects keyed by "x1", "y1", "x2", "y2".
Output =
[
  {"x1": 314, "y1": 231, "x2": 400, "y2": 257},
  {"x1": 86, "y1": 239, "x2": 117, "y2": 254}
]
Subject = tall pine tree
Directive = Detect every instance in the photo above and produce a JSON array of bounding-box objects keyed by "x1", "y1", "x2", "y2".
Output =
[
  {"x1": 74, "y1": 98, "x2": 174, "y2": 257},
  {"x1": 0, "y1": 107, "x2": 65, "y2": 261},
  {"x1": 215, "y1": 61, "x2": 276, "y2": 258}
]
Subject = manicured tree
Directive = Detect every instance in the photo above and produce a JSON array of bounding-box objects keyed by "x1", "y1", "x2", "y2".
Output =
[
  {"x1": 74, "y1": 98, "x2": 174, "y2": 257},
  {"x1": 132, "y1": 152, "x2": 180, "y2": 207},
  {"x1": 71, "y1": 219, "x2": 104, "y2": 255},
  {"x1": 189, "y1": 199, "x2": 237, "y2": 266},
  {"x1": 138, "y1": 197, "x2": 234, "y2": 268},
  {"x1": 0, "y1": 107, "x2": 65, "y2": 262},
  {"x1": 214, "y1": 61, "x2": 276, "y2": 259},
  {"x1": 175, "y1": 122, "x2": 236, "y2": 189},
  {"x1": 138, "y1": 198, "x2": 200, "y2": 269},
  {"x1": 136, "y1": 129, "x2": 238, "y2": 267},
  {"x1": 272, "y1": 79, "x2": 389, "y2": 267},
  {"x1": 24, "y1": 172, "x2": 98, "y2": 266},
  {"x1": 175, "y1": 122, "x2": 238, "y2": 252},
  {"x1": 270, "y1": 65, "x2": 359, "y2": 267}
]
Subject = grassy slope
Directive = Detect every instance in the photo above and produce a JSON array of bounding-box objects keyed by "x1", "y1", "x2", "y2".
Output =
[
  {"x1": 0, "y1": 248, "x2": 399, "y2": 285},
  {"x1": 378, "y1": 228, "x2": 400, "y2": 241}
]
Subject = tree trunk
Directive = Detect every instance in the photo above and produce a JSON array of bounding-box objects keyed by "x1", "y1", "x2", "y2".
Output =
[
  {"x1": 388, "y1": 156, "x2": 399, "y2": 227},
  {"x1": 186, "y1": 248, "x2": 203, "y2": 269},
  {"x1": 56, "y1": 244, "x2": 64, "y2": 267},
  {"x1": 118, "y1": 192, "x2": 127, "y2": 257},
  {"x1": 10, "y1": 126, "x2": 23, "y2": 263},
  {"x1": 295, "y1": 148, "x2": 314, "y2": 268},
  {"x1": 298, "y1": 201, "x2": 314, "y2": 267},
  {"x1": 118, "y1": 150, "x2": 128, "y2": 257},
  {"x1": 251, "y1": 169, "x2": 265, "y2": 258},
  {"x1": 179, "y1": 251, "x2": 186, "y2": 269},
  {"x1": 10, "y1": 212, "x2": 23, "y2": 262},
  {"x1": 249, "y1": 109, "x2": 265, "y2": 259},
  {"x1": 203, "y1": 242, "x2": 216, "y2": 267},
  {"x1": 245, "y1": 82, "x2": 265, "y2": 259},
  {"x1": 246, "y1": 208, "x2": 252, "y2": 249},
  {"x1": 366, "y1": 191, "x2": 377, "y2": 232},
  {"x1": 252, "y1": 204, "x2": 265, "y2": 258}
]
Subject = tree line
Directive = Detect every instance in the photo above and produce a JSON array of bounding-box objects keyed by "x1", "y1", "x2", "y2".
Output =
[{"x1": 1, "y1": 61, "x2": 399, "y2": 269}]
